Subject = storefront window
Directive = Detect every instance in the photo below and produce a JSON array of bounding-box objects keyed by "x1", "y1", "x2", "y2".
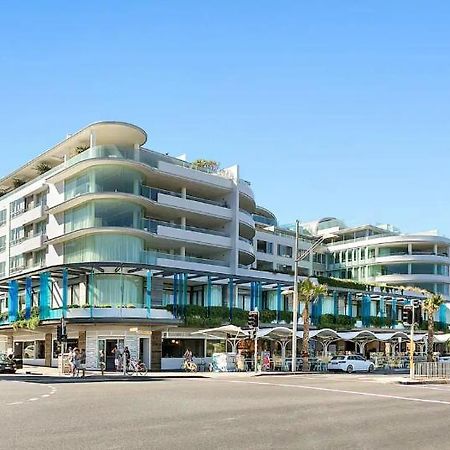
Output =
[
  {"x1": 162, "y1": 339, "x2": 205, "y2": 358},
  {"x1": 53, "y1": 339, "x2": 78, "y2": 358},
  {"x1": 36, "y1": 340, "x2": 45, "y2": 359},
  {"x1": 23, "y1": 341, "x2": 35, "y2": 359}
]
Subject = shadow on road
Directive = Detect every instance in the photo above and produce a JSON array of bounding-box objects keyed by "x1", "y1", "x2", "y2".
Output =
[{"x1": 0, "y1": 374, "x2": 181, "y2": 385}]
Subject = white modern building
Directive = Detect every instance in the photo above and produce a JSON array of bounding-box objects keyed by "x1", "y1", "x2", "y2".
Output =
[{"x1": 0, "y1": 121, "x2": 448, "y2": 370}]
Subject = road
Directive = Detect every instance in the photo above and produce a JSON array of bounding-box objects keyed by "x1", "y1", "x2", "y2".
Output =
[{"x1": 1, "y1": 373, "x2": 450, "y2": 449}]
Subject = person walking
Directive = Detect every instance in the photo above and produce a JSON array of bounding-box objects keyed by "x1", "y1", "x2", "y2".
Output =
[
  {"x1": 79, "y1": 349, "x2": 86, "y2": 377},
  {"x1": 73, "y1": 348, "x2": 81, "y2": 377},
  {"x1": 112, "y1": 345, "x2": 121, "y2": 372},
  {"x1": 67, "y1": 347, "x2": 75, "y2": 376}
]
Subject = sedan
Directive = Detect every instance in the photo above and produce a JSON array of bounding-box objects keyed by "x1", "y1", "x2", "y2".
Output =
[
  {"x1": 0, "y1": 354, "x2": 16, "y2": 373},
  {"x1": 328, "y1": 355, "x2": 375, "y2": 373}
]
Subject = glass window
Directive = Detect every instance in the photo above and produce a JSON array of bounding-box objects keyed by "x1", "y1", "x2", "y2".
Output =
[
  {"x1": 10, "y1": 226, "x2": 24, "y2": 244},
  {"x1": 277, "y1": 245, "x2": 292, "y2": 258},
  {"x1": 35, "y1": 220, "x2": 47, "y2": 236},
  {"x1": 162, "y1": 338, "x2": 206, "y2": 358},
  {"x1": 0, "y1": 209, "x2": 6, "y2": 226},
  {"x1": 10, "y1": 198, "x2": 25, "y2": 217},
  {"x1": 23, "y1": 341, "x2": 35, "y2": 359},
  {"x1": 64, "y1": 234, "x2": 143, "y2": 264},
  {"x1": 411, "y1": 264, "x2": 435, "y2": 275},
  {"x1": 36, "y1": 341, "x2": 45, "y2": 359},
  {"x1": 0, "y1": 235, "x2": 5, "y2": 252},
  {"x1": 91, "y1": 274, "x2": 144, "y2": 308}
]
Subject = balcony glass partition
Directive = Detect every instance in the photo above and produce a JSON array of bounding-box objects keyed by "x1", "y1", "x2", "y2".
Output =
[
  {"x1": 92, "y1": 275, "x2": 144, "y2": 308},
  {"x1": 64, "y1": 234, "x2": 143, "y2": 264}
]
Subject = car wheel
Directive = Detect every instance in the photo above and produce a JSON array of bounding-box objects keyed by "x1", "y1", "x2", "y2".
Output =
[
  {"x1": 346, "y1": 365, "x2": 354, "y2": 374},
  {"x1": 368, "y1": 364, "x2": 374, "y2": 373}
]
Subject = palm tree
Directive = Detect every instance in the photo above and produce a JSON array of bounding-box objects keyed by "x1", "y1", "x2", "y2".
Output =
[
  {"x1": 299, "y1": 278, "x2": 327, "y2": 371},
  {"x1": 423, "y1": 293, "x2": 445, "y2": 362}
]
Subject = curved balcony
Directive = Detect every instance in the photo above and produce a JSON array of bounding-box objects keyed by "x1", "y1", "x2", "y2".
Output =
[
  {"x1": 368, "y1": 254, "x2": 450, "y2": 265},
  {"x1": 239, "y1": 209, "x2": 256, "y2": 239},
  {"x1": 370, "y1": 274, "x2": 450, "y2": 285},
  {"x1": 238, "y1": 180, "x2": 256, "y2": 212},
  {"x1": 48, "y1": 146, "x2": 234, "y2": 195},
  {"x1": 238, "y1": 238, "x2": 255, "y2": 265},
  {"x1": 49, "y1": 218, "x2": 232, "y2": 251}
]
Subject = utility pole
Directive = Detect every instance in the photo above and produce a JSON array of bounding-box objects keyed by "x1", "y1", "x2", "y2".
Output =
[
  {"x1": 291, "y1": 220, "x2": 299, "y2": 373},
  {"x1": 409, "y1": 300, "x2": 416, "y2": 380}
]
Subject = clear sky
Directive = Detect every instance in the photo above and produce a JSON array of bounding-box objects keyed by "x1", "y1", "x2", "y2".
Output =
[{"x1": 1, "y1": 1, "x2": 449, "y2": 234}]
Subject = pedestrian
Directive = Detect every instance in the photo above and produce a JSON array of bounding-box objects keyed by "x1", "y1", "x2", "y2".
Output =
[
  {"x1": 67, "y1": 347, "x2": 75, "y2": 376},
  {"x1": 112, "y1": 345, "x2": 121, "y2": 372},
  {"x1": 183, "y1": 348, "x2": 193, "y2": 362},
  {"x1": 79, "y1": 349, "x2": 86, "y2": 377},
  {"x1": 73, "y1": 348, "x2": 81, "y2": 377},
  {"x1": 124, "y1": 346, "x2": 131, "y2": 369}
]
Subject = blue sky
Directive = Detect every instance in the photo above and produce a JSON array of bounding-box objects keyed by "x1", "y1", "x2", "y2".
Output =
[{"x1": 1, "y1": 1, "x2": 449, "y2": 234}]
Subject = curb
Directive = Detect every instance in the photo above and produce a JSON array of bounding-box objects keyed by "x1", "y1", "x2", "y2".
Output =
[{"x1": 398, "y1": 379, "x2": 450, "y2": 385}]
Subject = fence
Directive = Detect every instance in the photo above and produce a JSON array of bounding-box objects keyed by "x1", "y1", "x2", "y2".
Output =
[{"x1": 414, "y1": 362, "x2": 450, "y2": 379}]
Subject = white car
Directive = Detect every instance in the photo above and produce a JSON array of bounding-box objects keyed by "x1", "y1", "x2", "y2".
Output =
[{"x1": 328, "y1": 355, "x2": 375, "y2": 373}]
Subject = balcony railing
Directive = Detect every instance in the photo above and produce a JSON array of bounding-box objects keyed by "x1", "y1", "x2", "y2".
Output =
[
  {"x1": 10, "y1": 231, "x2": 46, "y2": 247},
  {"x1": 143, "y1": 218, "x2": 228, "y2": 237},
  {"x1": 141, "y1": 185, "x2": 228, "y2": 208},
  {"x1": 141, "y1": 251, "x2": 228, "y2": 267},
  {"x1": 239, "y1": 236, "x2": 254, "y2": 245}
]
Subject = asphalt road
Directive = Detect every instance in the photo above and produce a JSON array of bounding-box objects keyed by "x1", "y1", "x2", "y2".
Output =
[{"x1": 2, "y1": 373, "x2": 450, "y2": 450}]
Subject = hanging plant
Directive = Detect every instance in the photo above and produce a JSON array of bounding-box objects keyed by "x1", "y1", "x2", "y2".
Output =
[
  {"x1": 35, "y1": 161, "x2": 52, "y2": 175},
  {"x1": 12, "y1": 178, "x2": 26, "y2": 189}
]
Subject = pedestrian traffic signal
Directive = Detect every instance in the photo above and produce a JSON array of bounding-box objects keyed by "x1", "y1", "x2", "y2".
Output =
[
  {"x1": 402, "y1": 307, "x2": 412, "y2": 326},
  {"x1": 248, "y1": 311, "x2": 259, "y2": 329}
]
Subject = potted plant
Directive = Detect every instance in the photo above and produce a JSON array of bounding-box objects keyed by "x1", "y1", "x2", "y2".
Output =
[{"x1": 35, "y1": 161, "x2": 52, "y2": 175}]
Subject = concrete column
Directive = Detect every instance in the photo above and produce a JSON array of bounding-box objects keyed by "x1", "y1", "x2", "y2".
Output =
[
  {"x1": 434, "y1": 244, "x2": 438, "y2": 255},
  {"x1": 408, "y1": 243, "x2": 413, "y2": 255},
  {"x1": 45, "y1": 333, "x2": 52, "y2": 367},
  {"x1": 151, "y1": 331, "x2": 162, "y2": 372},
  {"x1": 181, "y1": 187, "x2": 187, "y2": 199}
]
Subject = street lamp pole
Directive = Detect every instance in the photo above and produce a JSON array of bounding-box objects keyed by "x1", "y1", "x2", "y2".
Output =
[{"x1": 291, "y1": 220, "x2": 299, "y2": 373}]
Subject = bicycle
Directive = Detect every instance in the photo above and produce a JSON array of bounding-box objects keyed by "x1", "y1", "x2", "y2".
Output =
[
  {"x1": 126, "y1": 358, "x2": 148, "y2": 376},
  {"x1": 181, "y1": 360, "x2": 198, "y2": 373}
]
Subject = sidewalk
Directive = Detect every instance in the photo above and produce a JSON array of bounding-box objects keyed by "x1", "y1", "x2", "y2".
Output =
[{"x1": 14, "y1": 365, "x2": 326, "y2": 380}]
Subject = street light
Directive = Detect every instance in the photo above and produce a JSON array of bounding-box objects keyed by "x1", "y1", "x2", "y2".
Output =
[{"x1": 282, "y1": 223, "x2": 336, "y2": 373}]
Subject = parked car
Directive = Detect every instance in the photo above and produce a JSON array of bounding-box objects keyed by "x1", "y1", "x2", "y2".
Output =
[
  {"x1": 0, "y1": 353, "x2": 16, "y2": 373},
  {"x1": 328, "y1": 355, "x2": 375, "y2": 373}
]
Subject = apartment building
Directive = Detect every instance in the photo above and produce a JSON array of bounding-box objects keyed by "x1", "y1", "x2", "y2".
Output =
[{"x1": 0, "y1": 121, "x2": 448, "y2": 369}]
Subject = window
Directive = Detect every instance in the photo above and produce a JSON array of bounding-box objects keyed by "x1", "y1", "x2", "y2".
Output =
[
  {"x1": 10, "y1": 226, "x2": 24, "y2": 245},
  {"x1": 0, "y1": 235, "x2": 5, "y2": 252},
  {"x1": 0, "y1": 209, "x2": 6, "y2": 226},
  {"x1": 277, "y1": 244, "x2": 292, "y2": 258},
  {"x1": 35, "y1": 341, "x2": 45, "y2": 359},
  {"x1": 10, "y1": 255, "x2": 24, "y2": 272},
  {"x1": 35, "y1": 192, "x2": 47, "y2": 207},
  {"x1": 35, "y1": 220, "x2": 47, "y2": 236},
  {"x1": 257, "y1": 240, "x2": 273, "y2": 254},
  {"x1": 10, "y1": 198, "x2": 25, "y2": 217}
]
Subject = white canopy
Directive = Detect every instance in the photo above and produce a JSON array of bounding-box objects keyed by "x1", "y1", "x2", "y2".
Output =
[
  {"x1": 191, "y1": 325, "x2": 249, "y2": 353},
  {"x1": 257, "y1": 327, "x2": 292, "y2": 340}
]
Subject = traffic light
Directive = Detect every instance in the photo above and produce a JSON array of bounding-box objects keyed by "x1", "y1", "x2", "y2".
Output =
[
  {"x1": 402, "y1": 306, "x2": 412, "y2": 326},
  {"x1": 56, "y1": 325, "x2": 62, "y2": 342},
  {"x1": 56, "y1": 322, "x2": 67, "y2": 342},
  {"x1": 248, "y1": 311, "x2": 259, "y2": 329}
]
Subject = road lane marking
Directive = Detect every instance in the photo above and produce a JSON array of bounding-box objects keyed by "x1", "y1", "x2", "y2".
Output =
[
  {"x1": 7, "y1": 402, "x2": 23, "y2": 405},
  {"x1": 216, "y1": 379, "x2": 450, "y2": 406}
]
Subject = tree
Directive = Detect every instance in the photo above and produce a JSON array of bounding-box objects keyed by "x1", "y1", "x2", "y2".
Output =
[
  {"x1": 423, "y1": 293, "x2": 445, "y2": 362},
  {"x1": 299, "y1": 278, "x2": 327, "y2": 371},
  {"x1": 191, "y1": 159, "x2": 220, "y2": 173}
]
